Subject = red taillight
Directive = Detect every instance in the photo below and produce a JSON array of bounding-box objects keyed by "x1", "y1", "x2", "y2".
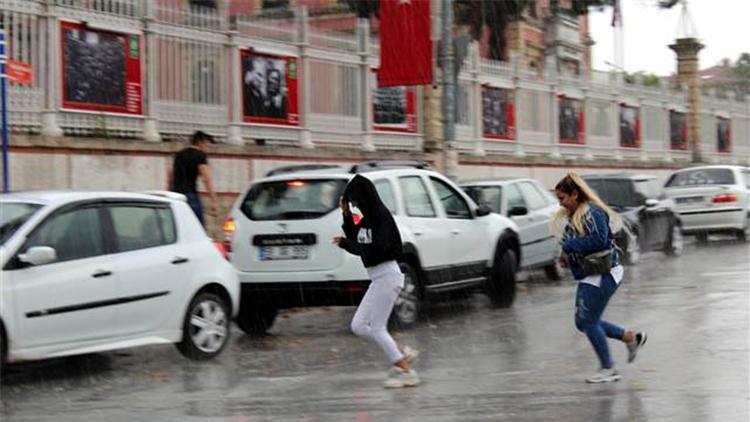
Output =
[
  {"x1": 222, "y1": 217, "x2": 236, "y2": 252},
  {"x1": 712, "y1": 193, "x2": 738, "y2": 203}
]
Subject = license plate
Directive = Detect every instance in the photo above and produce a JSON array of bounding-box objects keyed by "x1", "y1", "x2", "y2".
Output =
[
  {"x1": 259, "y1": 245, "x2": 309, "y2": 261},
  {"x1": 676, "y1": 196, "x2": 703, "y2": 204}
]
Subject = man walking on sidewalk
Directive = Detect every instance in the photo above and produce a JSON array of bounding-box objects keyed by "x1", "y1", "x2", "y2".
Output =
[{"x1": 168, "y1": 130, "x2": 219, "y2": 225}]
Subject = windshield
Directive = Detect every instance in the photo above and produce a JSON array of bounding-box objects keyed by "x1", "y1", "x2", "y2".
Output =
[
  {"x1": 1, "y1": 202, "x2": 43, "y2": 244},
  {"x1": 463, "y1": 186, "x2": 502, "y2": 213},
  {"x1": 586, "y1": 179, "x2": 642, "y2": 209},
  {"x1": 241, "y1": 179, "x2": 347, "y2": 221},
  {"x1": 634, "y1": 179, "x2": 662, "y2": 200},
  {"x1": 665, "y1": 168, "x2": 736, "y2": 188}
]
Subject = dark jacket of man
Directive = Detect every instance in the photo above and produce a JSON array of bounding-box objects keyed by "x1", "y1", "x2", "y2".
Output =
[{"x1": 337, "y1": 175, "x2": 403, "y2": 268}]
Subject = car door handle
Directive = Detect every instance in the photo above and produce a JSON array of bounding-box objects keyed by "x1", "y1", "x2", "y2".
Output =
[
  {"x1": 171, "y1": 257, "x2": 189, "y2": 265},
  {"x1": 92, "y1": 270, "x2": 112, "y2": 278},
  {"x1": 451, "y1": 229, "x2": 461, "y2": 235},
  {"x1": 413, "y1": 231, "x2": 423, "y2": 237}
]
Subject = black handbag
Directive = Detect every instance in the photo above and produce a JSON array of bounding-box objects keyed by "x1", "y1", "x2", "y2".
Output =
[{"x1": 578, "y1": 248, "x2": 613, "y2": 276}]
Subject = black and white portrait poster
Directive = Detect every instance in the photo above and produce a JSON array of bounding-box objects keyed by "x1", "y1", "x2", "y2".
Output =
[
  {"x1": 482, "y1": 86, "x2": 515, "y2": 140},
  {"x1": 61, "y1": 21, "x2": 142, "y2": 115},
  {"x1": 372, "y1": 70, "x2": 416, "y2": 132},
  {"x1": 717, "y1": 117, "x2": 731, "y2": 153},
  {"x1": 559, "y1": 95, "x2": 584, "y2": 144},
  {"x1": 619, "y1": 104, "x2": 640, "y2": 147},
  {"x1": 241, "y1": 50, "x2": 298, "y2": 125},
  {"x1": 669, "y1": 110, "x2": 687, "y2": 150}
]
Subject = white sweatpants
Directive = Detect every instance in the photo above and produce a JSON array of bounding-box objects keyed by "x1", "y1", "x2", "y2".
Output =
[{"x1": 351, "y1": 260, "x2": 405, "y2": 363}]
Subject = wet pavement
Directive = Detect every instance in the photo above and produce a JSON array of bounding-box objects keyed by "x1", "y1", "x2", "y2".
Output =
[{"x1": 1, "y1": 239, "x2": 748, "y2": 421}]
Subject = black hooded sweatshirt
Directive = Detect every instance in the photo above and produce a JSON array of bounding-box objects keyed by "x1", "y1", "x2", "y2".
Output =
[{"x1": 337, "y1": 175, "x2": 403, "y2": 268}]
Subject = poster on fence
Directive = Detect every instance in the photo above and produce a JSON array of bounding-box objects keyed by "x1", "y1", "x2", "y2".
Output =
[
  {"x1": 61, "y1": 21, "x2": 142, "y2": 115},
  {"x1": 558, "y1": 95, "x2": 584, "y2": 144},
  {"x1": 372, "y1": 70, "x2": 416, "y2": 132},
  {"x1": 241, "y1": 50, "x2": 299, "y2": 126},
  {"x1": 482, "y1": 86, "x2": 515, "y2": 140},
  {"x1": 619, "y1": 104, "x2": 640, "y2": 148},
  {"x1": 669, "y1": 110, "x2": 687, "y2": 150},
  {"x1": 717, "y1": 117, "x2": 731, "y2": 153}
]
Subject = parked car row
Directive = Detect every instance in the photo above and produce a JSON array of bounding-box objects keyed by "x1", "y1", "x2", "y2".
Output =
[{"x1": 1, "y1": 163, "x2": 746, "y2": 368}]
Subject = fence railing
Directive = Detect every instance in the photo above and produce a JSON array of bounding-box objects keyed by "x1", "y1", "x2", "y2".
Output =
[{"x1": 2, "y1": 0, "x2": 748, "y2": 163}]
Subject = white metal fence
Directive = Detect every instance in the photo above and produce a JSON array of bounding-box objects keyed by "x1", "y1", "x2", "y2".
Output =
[{"x1": 2, "y1": 0, "x2": 748, "y2": 163}]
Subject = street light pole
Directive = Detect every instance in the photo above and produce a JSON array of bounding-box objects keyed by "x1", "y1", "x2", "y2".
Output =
[
  {"x1": 0, "y1": 29, "x2": 10, "y2": 193},
  {"x1": 441, "y1": 0, "x2": 456, "y2": 177}
]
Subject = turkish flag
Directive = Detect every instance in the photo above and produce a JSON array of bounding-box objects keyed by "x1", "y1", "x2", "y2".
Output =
[{"x1": 378, "y1": 0, "x2": 433, "y2": 87}]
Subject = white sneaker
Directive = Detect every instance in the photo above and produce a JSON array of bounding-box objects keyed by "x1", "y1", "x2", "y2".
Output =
[
  {"x1": 401, "y1": 345, "x2": 420, "y2": 365},
  {"x1": 626, "y1": 332, "x2": 647, "y2": 363},
  {"x1": 384, "y1": 366, "x2": 420, "y2": 388},
  {"x1": 586, "y1": 368, "x2": 621, "y2": 384}
]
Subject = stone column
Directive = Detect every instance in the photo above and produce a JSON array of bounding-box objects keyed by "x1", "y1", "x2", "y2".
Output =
[
  {"x1": 470, "y1": 42, "x2": 485, "y2": 157},
  {"x1": 669, "y1": 37, "x2": 704, "y2": 163},
  {"x1": 142, "y1": 0, "x2": 161, "y2": 142},
  {"x1": 423, "y1": 0, "x2": 443, "y2": 156},
  {"x1": 225, "y1": 30, "x2": 244, "y2": 146},
  {"x1": 357, "y1": 18, "x2": 375, "y2": 152},
  {"x1": 296, "y1": 6, "x2": 314, "y2": 149},
  {"x1": 41, "y1": 0, "x2": 63, "y2": 137}
]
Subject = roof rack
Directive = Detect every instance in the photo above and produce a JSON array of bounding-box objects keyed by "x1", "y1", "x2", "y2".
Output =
[
  {"x1": 265, "y1": 164, "x2": 342, "y2": 177},
  {"x1": 349, "y1": 160, "x2": 433, "y2": 174}
]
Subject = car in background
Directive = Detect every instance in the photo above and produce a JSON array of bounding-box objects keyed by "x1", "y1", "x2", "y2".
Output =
[
  {"x1": 461, "y1": 178, "x2": 564, "y2": 281},
  {"x1": 0, "y1": 191, "x2": 239, "y2": 368},
  {"x1": 663, "y1": 165, "x2": 750, "y2": 242},
  {"x1": 583, "y1": 174, "x2": 683, "y2": 264},
  {"x1": 224, "y1": 161, "x2": 521, "y2": 334}
]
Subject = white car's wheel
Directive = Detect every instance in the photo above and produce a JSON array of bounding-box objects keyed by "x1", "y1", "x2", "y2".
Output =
[
  {"x1": 738, "y1": 218, "x2": 750, "y2": 242},
  {"x1": 666, "y1": 224, "x2": 684, "y2": 256},
  {"x1": 390, "y1": 262, "x2": 421, "y2": 330},
  {"x1": 177, "y1": 292, "x2": 230, "y2": 360},
  {"x1": 623, "y1": 232, "x2": 640, "y2": 265}
]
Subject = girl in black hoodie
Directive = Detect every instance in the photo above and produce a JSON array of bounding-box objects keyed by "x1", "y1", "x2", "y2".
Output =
[{"x1": 333, "y1": 175, "x2": 420, "y2": 388}]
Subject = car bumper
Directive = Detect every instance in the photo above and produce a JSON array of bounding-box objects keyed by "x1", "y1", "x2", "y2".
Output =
[
  {"x1": 240, "y1": 280, "x2": 371, "y2": 309},
  {"x1": 676, "y1": 208, "x2": 746, "y2": 233}
]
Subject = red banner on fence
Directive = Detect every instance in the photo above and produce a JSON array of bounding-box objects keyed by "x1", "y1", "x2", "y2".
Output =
[
  {"x1": 7, "y1": 60, "x2": 33, "y2": 85},
  {"x1": 378, "y1": 0, "x2": 433, "y2": 87}
]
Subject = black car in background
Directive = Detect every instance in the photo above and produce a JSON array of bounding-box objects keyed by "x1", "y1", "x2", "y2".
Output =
[{"x1": 583, "y1": 174, "x2": 683, "y2": 264}]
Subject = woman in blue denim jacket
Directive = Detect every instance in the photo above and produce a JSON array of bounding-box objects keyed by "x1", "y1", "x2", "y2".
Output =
[{"x1": 551, "y1": 174, "x2": 648, "y2": 383}]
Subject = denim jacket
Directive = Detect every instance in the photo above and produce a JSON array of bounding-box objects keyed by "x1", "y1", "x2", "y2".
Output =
[{"x1": 561, "y1": 204, "x2": 620, "y2": 280}]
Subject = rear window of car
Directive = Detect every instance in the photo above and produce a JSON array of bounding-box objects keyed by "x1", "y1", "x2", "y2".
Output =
[
  {"x1": 585, "y1": 178, "x2": 641, "y2": 208},
  {"x1": 665, "y1": 168, "x2": 735, "y2": 188},
  {"x1": 463, "y1": 186, "x2": 502, "y2": 213},
  {"x1": 241, "y1": 179, "x2": 347, "y2": 221}
]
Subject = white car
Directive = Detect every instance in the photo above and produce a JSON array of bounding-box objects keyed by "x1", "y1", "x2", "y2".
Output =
[
  {"x1": 461, "y1": 178, "x2": 563, "y2": 280},
  {"x1": 0, "y1": 191, "x2": 239, "y2": 367},
  {"x1": 224, "y1": 161, "x2": 521, "y2": 334},
  {"x1": 663, "y1": 165, "x2": 750, "y2": 242}
]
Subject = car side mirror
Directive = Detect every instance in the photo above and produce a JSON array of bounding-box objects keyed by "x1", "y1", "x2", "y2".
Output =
[
  {"x1": 644, "y1": 199, "x2": 659, "y2": 208},
  {"x1": 476, "y1": 204, "x2": 492, "y2": 217},
  {"x1": 508, "y1": 206, "x2": 528, "y2": 216},
  {"x1": 18, "y1": 246, "x2": 57, "y2": 266}
]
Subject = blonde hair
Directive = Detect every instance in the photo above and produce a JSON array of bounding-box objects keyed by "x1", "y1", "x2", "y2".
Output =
[{"x1": 550, "y1": 173, "x2": 622, "y2": 239}]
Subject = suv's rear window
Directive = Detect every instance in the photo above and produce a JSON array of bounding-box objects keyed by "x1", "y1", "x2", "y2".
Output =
[
  {"x1": 665, "y1": 168, "x2": 735, "y2": 188},
  {"x1": 241, "y1": 179, "x2": 347, "y2": 221}
]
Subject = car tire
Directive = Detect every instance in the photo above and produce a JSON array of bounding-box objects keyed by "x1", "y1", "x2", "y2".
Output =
[
  {"x1": 486, "y1": 248, "x2": 517, "y2": 308},
  {"x1": 665, "y1": 223, "x2": 684, "y2": 256},
  {"x1": 176, "y1": 292, "x2": 231, "y2": 360},
  {"x1": 623, "y1": 232, "x2": 640, "y2": 265},
  {"x1": 543, "y1": 259, "x2": 564, "y2": 281},
  {"x1": 737, "y1": 218, "x2": 749, "y2": 242},
  {"x1": 389, "y1": 262, "x2": 422, "y2": 330},
  {"x1": 236, "y1": 306, "x2": 278, "y2": 335},
  {"x1": 695, "y1": 232, "x2": 709, "y2": 244},
  {"x1": 0, "y1": 320, "x2": 6, "y2": 372}
]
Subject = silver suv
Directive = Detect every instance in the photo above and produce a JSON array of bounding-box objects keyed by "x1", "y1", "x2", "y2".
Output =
[{"x1": 224, "y1": 161, "x2": 521, "y2": 334}]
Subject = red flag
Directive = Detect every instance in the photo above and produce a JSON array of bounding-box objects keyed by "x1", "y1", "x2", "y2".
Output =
[
  {"x1": 378, "y1": 0, "x2": 433, "y2": 87},
  {"x1": 611, "y1": 0, "x2": 622, "y2": 27}
]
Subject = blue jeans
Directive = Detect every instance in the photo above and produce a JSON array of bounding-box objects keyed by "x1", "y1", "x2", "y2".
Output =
[
  {"x1": 185, "y1": 192, "x2": 204, "y2": 225},
  {"x1": 575, "y1": 273, "x2": 625, "y2": 369}
]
